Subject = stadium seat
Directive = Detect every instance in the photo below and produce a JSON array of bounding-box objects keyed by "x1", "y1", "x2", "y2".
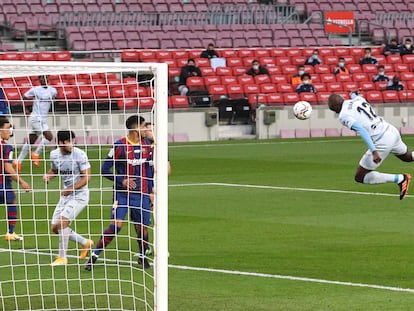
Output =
[
  {"x1": 186, "y1": 77, "x2": 205, "y2": 92},
  {"x1": 173, "y1": 133, "x2": 189, "y2": 142},
  {"x1": 300, "y1": 92, "x2": 317, "y2": 104},
  {"x1": 283, "y1": 93, "x2": 300, "y2": 105},
  {"x1": 266, "y1": 93, "x2": 284, "y2": 106},
  {"x1": 237, "y1": 75, "x2": 254, "y2": 85},
  {"x1": 259, "y1": 57, "x2": 276, "y2": 67},
  {"x1": 393, "y1": 63, "x2": 409, "y2": 72},
  {"x1": 93, "y1": 86, "x2": 110, "y2": 100},
  {"x1": 20, "y1": 52, "x2": 38, "y2": 61},
  {"x1": 336, "y1": 74, "x2": 352, "y2": 82},
  {"x1": 317, "y1": 92, "x2": 331, "y2": 105},
  {"x1": 326, "y1": 82, "x2": 343, "y2": 92},
  {"x1": 341, "y1": 127, "x2": 356, "y2": 136},
  {"x1": 342, "y1": 82, "x2": 359, "y2": 92},
  {"x1": 348, "y1": 64, "x2": 362, "y2": 73},
  {"x1": 352, "y1": 73, "x2": 368, "y2": 82},
  {"x1": 243, "y1": 84, "x2": 260, "y2": 96},
  {"x1": 216, "y1": 67, "x2": 233, "y2": 76},
  {"x1": 238, "y1": 50, "x2": 255, "y2": 58},
  {"x1": 362, "y1": 64, "x2": 378, "y2": 73},
  {"x1": 400, "y1": 127, "x2": 414, "y2": 134},
  {"x1": 208, "y1": 85, "x2": 227, "y2": 101},
  {"x1": 295, "y1": 128, "x2": 310, "y2": 138},
  {"x1": 227, "y1": 84, "x2": 245, "y2": 99},
  {"x1": 400, "y1": 72, "x2": 414, "y2": 81},
  {"x1": 312, "y1": 83, "x2": 326, "y2": 92},
  {"x1": 277, "y1": 83, "x2": 294, "y2": 93},
  {"x1": 325, "y1": 128, "x2": 340, "y2": 137},
  {"x1": 366, "y1": 90, "x2": 383, "y2": 103},
  {"x1": 382, "y1": 90, "x2": 400, "y2": 103},
  {"x1": 399, "y1": 90, "x2": 414, "y2": 102},
  {"x1": 254, "y1": 75, "x2": 271, "y2": 85},
  {"x1": 276, "y1": 57, "x2": 291, "y2": 66},
  {"x1": 248, "y1": 93, "x2": 266, "y2": 106},
  {"x1": 233, "y1": 67, "x2": 248, "y2": 76},
  {"x1": 375, "y1": 81, "x2": 388, "y2": 91},
  {"x1": 226, "y1": 58, "x2": 243, "y2": 67},
  {"x1": 221, "y1": 76, "x2": 238, "y2": 85},
  {"x1": 172, "y1": 50, "x2": 188, "y2": 59},
  {"x1": 314, "y1": 65, "x2": 331, "y2": 74},
  {"x1": 360, "y1": 81, "x2": 376, "y2": 91},
  {"x1": 221, "y1": 50, "x2": 238, "y2": 58},
  {"x1": 200, "y1": 67, "x2": 215, "y2": 77},
  {"x1": 271, "y1": 75, "x2": 288, "y2": 84},
  {"x1": 402, "y1": 54, "x2": 414, "y2": 63},
  {"x1": 324, "y1": 56, "x2": 339, "y2": 65},
  {"x1": 138, "y1": 98, "x2": 154, "y2": 109},
  {"x1": 260, "y1": 84, "x2": 277, "y2": 94},
  {"x1": 204, "y1": 76, "x2": 221, "y2": 86},
  {"x1": 320, "y1": 74, "x2": 336, "y2": 83}
]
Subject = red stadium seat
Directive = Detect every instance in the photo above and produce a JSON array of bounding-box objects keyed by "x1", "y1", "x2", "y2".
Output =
[
  {"x1": 277, "y1": 83, "x2": 294, "y2": 93},
  {"x1": 382, "y1": 90, "x2": 400, "y2": 103},
  {"x1": 227, "y1": 84, "x2": 245, "y2": 99},
  {"x1": 208, "y1": 84, "x2": 227, "y2": 101},
  {"x1": 375, "y1": 81, "x2": 388, "y2": 91},
  {"x1": 324, "y1": 55, "x2": 339, "y2": 65},
  {"x1": 168, "y1": 67, "x2": 180, "y2": 83},
  {"x1": 360, "y1": 81, "x2": 376, "y2": 91},
  {"x1": 188, "y1": 50, "x2": 203, "y2": 59},
  {"x1": 366, "y1": 90, "x2": 383, "y2": 103},
  {"x1": 20, "y1": 52, "x2": 38, "y2": 61},
  {"x1": 195, "y1": 58, "x2": 210, "y2": 67},
  {"x1": 291, "y1": 56, "x2": 307, "y2": 66},
  {"x1": 399, "y1": 90, "x2": 414, "y2": 102},
  {"x1": 128, "y1": 85, "x2": 148, "y2": 98},
  {"x1": 200, "y1": 67, "x2": 215, "y2": 76},
  {"x1": 349, "y1": 47, "x2": 365, "y2": 58},
  {"x1": 117, "y1": 98, "x2": 137, "y2": 110},
  {"x1": 186, "y1": 77, "x2": 205, "y2": 92},
  {"x1": 56, "y1": 86, "x2": 79, "y2": 101},
  {"x1": 318, "y1": 48, "x2": 334, "y2": 57},
  {"x1": 233, "y1": 67, "x2": 248, "y2": 76},
  {"x1": 266, "y1": 93, "x2": 284, "y2": 106},
  {"x1": 314, "y1": 65, "x2": 331, "y2": 74},
  {"x1": 237, "y1": 75, "x2": 254, "y2": 84},
  {"x1": 286, "y1": 48, "x2": 301, "y2": 57},
  {"x1": 110, "y1": 85, "x2": 128, "y2": 99},
  {"x1": 216, "y1": 67, "x2": 232, "y2": 76},
  {"x1": 299, "y1": 92, "x2": 317, "y2": 104},
  {"x1": 248, "y1": 93, "x2": 266, "y2": 106},
  {"x1": 267, "y1": 66, "x2": 281, "y2": 75},
  {"x1": 38, "y1": 52, "x2": 55, "y2": 61},
  {"x1": 243, "y1": 84, "x2": 260, "y2": 96},
  {"x1": 317, "y1": 92, "x2": 331, "y2": 104},
  {"x1": 260, "y1": 84, "x2": 277, "y2": 93},
  {"x1": 281, "y1": 65, "x2": 297, "y2": 75},
  {"x1": 312, "y1": 82, "x2": 327, "y2": 92},
  {"x1": 169, "y1": 95, "x2": 189, "y2": 108},
  {"x1": 375, "y1": 55, "x2": 386, "y2": 64},
  {"x1": 3, "y1": 53, "x2": 20, "y2": 61},
  {"x1": 177, "y1": 59, "x2": 189, "y2": 67},
  {"x1": 204, "y1": 76, "x2": 221, "y2": 86},
  {"x1": 400, "y1": 72, "x2": 414, "y2": 81},
  {"x1": 221, "y1": 76, "x2": 237, "y2": 85},
  {"x1": 342, "y1": 82, "x2": 359, "y2": 92},
  {"x1": 406, "y1": 81, "x2": 414, "y2": 90},
  {"x1": 156, "y1": 50, "x2": 172, "y2": 59},
  {"x1": 271, "y1": 75, "x2": 288, "y2": 84},
  {"x1": 394, "y1": 63, "x2": 409, "y2": 72},
  {"x1": 275, "y1": 57, "x2": 291, "y2": 66},
  {"x1": 336, "y1": 74, "x2": 352, "y2": 82},
  {"x1": 221, "y1": 49, "x2": 238, "y2": 58},
  {"x1": 94, "y1": 85, "x2": 110, "y2": 100},
  {"x1": 320, "y1": 74, "x2": 336, "y2": 83},
  {"x1": 160, "y1": 59, "x2": 177, "y2": 68},
  {"x1": 334, "y1": 47, "x2": 349, "y2": 56},
  {"x1": 140, "y1": 50, "x2": 156, "y2": 60},
  {"x1": 122, "y1": 50, "x2": 140, "y2": 62},
  {"x1": 348, "y1": 64, "x2": 362, "y2": 73},
  {"x1": 138, "y1": 97, "x2": 154, "y2": 109},
  {"x1": 352, "y1": 73, "x2": 368, "y2": 82},
  {"x1": 226, "y1": 58, "x2": 243, "y2": 67},
  {"x1": 387, "y1": 54, "x2": 402, "y2": 64},
  {"x1": 254, "y1": 49, "x2": 270, "y2": 57},
  {"x1": 283, "y1": 93, "x2": 300, "y2": 105},
  {"x1": 172, "y1": 50, "x2": 188, "y2": 59},
  {"x1": 254, "y1": 75, "x2": 271, "y2": 85},
  {"x1": 402, "y1": 54, "x2": 414, "y2": 64},
  {"x1": 270, "y1": 48, "x2": 286, "y2": 57},
  {"x1": 326, "y1": 82, "x2": 343, "y2": 92},
  {"x1": 259, "y1": 57, "x2": 276, "y2": 67},
  {"x1": 238, "y1": 50, "x2": 254, "y2": 58},
  {"x1": 362, "y1": 64, "x2": 378, "y2": 73},
  {"x1": 78, "y1": 86, "x2": 95, "y2": 101}
]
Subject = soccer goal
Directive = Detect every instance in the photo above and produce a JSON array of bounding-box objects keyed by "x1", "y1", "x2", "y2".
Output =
[{"x1": 0, "y1": 61, "x2": 168, "y2": 311}]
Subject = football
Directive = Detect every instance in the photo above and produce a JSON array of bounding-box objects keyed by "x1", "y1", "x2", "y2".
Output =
[{"x1": 293, "y1": 101, "x2": 312, "y2": 120}]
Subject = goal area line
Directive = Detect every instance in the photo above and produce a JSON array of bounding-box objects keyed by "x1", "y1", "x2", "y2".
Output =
[{"x1": 2, "y1": 247, "x2": 413, "y2": 295}]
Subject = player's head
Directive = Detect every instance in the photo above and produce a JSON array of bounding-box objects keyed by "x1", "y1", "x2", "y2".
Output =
[
  {"x1": 126, "y1": 115, "x2": 145, "y2": 130},
  {"x1": 328, "y1": 94, "x2": 344, "y2": 113},
  {"x1": 0, "y1": 116, "x2": 12, "y2": 140},
  {"x1": 144, "y1": 122, "x2": 154, "y2": 142},
  {"x1": 39, "y1": 75, "x2": 48, "y2": 86},
  {"x1": 57, "y1": 130, "x2": 75, "y2": 154}
]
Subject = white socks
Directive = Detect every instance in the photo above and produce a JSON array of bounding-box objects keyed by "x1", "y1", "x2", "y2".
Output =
[
  {"x1": 58, "y1": 227, "x2": 70, "y2": 259},
  {"x1": 68, "y1": 228, "x2": 87, "y2": 246},
  {"x1": 363, "y1": 172, "x2": 403, "y2": 184},
  {"x1": 17, "y1": 143, "x2": 30, "y2": 163},
  {"x1": 34, "y1": 137, "x2": 51, "y2": 156}
]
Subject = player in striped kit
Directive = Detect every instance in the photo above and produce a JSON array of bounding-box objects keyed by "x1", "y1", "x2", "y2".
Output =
[
  {"x1": 85, "y1": 115, "x2": 153, "y2": 270},
  {"x1": 328, "y1": 93, "x2": 412, "y2": 200},
  {"x1": 14, "y1": 75, "x2": 57, "y2": 171},
  {"x1": 0, "y1": 117, "x2": 30, "y2": 241},
  {"x1": 43, "y1": 130, "x2": 93, "y2": 266}
]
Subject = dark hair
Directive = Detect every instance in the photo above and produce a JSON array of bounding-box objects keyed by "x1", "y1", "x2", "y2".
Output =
[
  {"x1": 338, "y1": 57, "x2": 345, "y2": 61},
  {"x1": 126, "y1": 115, "x2": 145, "y2": 129},
  {"x1": 0, "y1": 116, "x2": 10, "y2": 128},
  {"x1": 57, "y1": 130, "x2": 75, "y2": 143},
  {"x1": 187, "y1": 58, "x2": 195, "y2": 63},
  {"x1": 208, "y1": 43, "x2": 215, "y2": 47},
  {"x1": 252, "y1": 59, "x2": 259, "y2": 64},
  {"x1": 377, "y1": 65, "x2": 385, "y2": 69},
  {"x1": 365, "y1": 47, "x2": 372, "y2": 52},
  {"x1": 301, "y1": 73, "x2": 311, "y2": 80}
]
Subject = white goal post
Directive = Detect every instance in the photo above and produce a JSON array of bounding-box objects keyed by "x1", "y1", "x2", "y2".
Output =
[{"x1": 0, "y1": 61, "x2": 168, "y2": 311}]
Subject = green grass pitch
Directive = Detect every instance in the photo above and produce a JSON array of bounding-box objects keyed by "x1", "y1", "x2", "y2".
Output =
[{"x1": 3, "y1": 137, "x2": 414, "y2": 310}]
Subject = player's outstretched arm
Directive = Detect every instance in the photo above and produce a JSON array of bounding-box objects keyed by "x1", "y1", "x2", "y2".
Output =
[{"x1": 4, "y1": 162, "x2": 30, "y2": 191}]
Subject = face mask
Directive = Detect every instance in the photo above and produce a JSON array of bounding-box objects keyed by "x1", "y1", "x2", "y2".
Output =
[
  {"x1": 406, "y1": 44, "x2": 411, "y2": 49},
  {"x1": 338, "y1": 62, "x2": 345, "y2": 67},
  {"x1": 253, "y1": 65, "x2": 259, "y2": 70},
  {"x1": 298, "y1": 70, "x2": 305, "y2": 75},
  {"x1": 379, "y1": 72, "x2": 385, "y2": 76},
  {"x1": 366, "y1": 53, "x2": 371, "y2": 57},
  {"x1": 303, "y1": 80, "x2": 310, "y2": 84}
]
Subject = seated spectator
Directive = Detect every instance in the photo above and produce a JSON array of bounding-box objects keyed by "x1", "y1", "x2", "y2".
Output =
[
  {"x1": 400, "y1": 38, "x2": 414, "y2": 56},
  {"x1": 296, "y1": 73, "x2": 316, "y2": 94},
  {"x1": 200, "y1": 43, "x2": 219, "y2": 59},
  {"x1": 359, "y1": 48, "x2": 378, "y2": 65},
  {"x1": 386, "y1": 75, "x2": 404, "y2": 91},
  {"x1": 305, "y1": 49, "x2": 322, "y2": 66},
  {"x1": 333, "y1": 57, "x2": 349, "y2": 75},
  {"x1": 372, "y1": 65, "x2": 390, "y2": 82},
  {"x1": 291, "y1": 65, "x2": 305, "y2": 87},
  {"x1": 246, "y1": 60, "x2": 270, "y2": 77},
  {"x1": 383, "y1": 38, "x2": 401, "y2": 56},
  {"x1": 178, "y1": 58, "x2": 202, "y2": 96}
]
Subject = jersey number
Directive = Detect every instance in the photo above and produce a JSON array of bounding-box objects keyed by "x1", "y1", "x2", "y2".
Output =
[{"x1": 357, "y1": 102, "x2": 377, "y2": 120}]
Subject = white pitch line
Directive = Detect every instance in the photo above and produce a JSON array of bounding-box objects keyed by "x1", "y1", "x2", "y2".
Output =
[
  {"x1": 169, "y1": 264, "x2": 414, "y2": 294},
  {"x1": 2, "y1": 247, "x2": 413, "y2": 295},
  {"x1": 169, "y1": 182, "x2": 405, "y2": 198}
]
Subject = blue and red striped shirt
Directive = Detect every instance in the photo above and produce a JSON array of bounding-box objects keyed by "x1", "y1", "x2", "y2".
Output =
[{"x1": 0, "y1": 140, "x2": 13, "y2": 188}]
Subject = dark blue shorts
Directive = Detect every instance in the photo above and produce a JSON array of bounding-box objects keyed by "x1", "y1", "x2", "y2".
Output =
[
  {"x1": 0, "y1": 188, "x2": 15, "y2": 205},
  {"x1": 110, "y1": 192, "x2": 151, "y2": 226}
]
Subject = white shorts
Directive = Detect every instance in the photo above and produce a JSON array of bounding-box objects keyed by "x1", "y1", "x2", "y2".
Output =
[
  {"x1": 51, "y1": 190, "x2": 89, "y2": 225},
  {"x1": 29, "y1": 116, "x2": 49, "y2": 135},
  {"x1": 359, "y1": 124, "x2": 407, "y2": 170}
]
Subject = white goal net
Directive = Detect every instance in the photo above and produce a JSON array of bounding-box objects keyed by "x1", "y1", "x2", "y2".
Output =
[{"x1": 0, "y1": 61, "x2": 168, "y2": 311}]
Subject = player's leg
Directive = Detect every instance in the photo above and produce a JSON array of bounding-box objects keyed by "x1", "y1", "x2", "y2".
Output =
[
  {"x1": 31, "y1": 126, "x2": 53, "y2": 167},
  {"x1": 50, "y1": 199, "x2": 69, "y2": 265},
  {"x1": 15, "y1": 133, "x2": 39, "y2": 170},
  {"x1": 131, "y1": 195, "x2": 152, "y2": 269},
  {"x1": 4, "y1": 190, "x2": 22, "y2": 241}
]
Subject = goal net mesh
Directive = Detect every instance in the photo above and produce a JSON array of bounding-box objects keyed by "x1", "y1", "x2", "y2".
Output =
[{"x1": 0, "y1": 61, "x2": 168, "y2": 311}]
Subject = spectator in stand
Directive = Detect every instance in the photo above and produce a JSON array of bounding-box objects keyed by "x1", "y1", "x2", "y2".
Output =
[
  {"x1": 386, "y1": 75, "x2": 404, "y2": 91},
  {"x1": 359, "y1": 48, "x2": 378, "y2": 65},
  {"x1": 373, "y1": 65, "x2": 390, "y2": 82},
  {"x1": 200, "y1": 43, "x2": 219, "y2": 59},
  {"x1": 305, "y1": 49, "x2": 322, "y2": 66},
  {"x1": 333, "y1": 57, "x2": 349, "y2": 75},
  {"x1": 291, "y1": 65, "x2": 305, "y2": 87},
  {"x1": 178, "y1": 58, "x2": 202, "y2": 96},
  {"x1": 400, "y1": 38, "x2": 414, "y2": 56},
  {"x1": 296, "y1": 73, "x2": 316, "y2": 94},
  {"x1": 246, "y1": 60, "x2": 270, "y2": 77},
  {"x1": 0, "y1": 84, "x2": 10, "y2": 115},
  {"x1": 383, "y1": 38, "x2": 401, "y2": 56}
]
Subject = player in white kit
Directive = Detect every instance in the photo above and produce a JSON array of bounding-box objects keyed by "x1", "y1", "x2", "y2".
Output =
[
  {"x1": 43, "y1": 130, "x2": 93, "y2": 266},
  {"x1": 14, "y1": 75, "x2": 57, "y2": 171},
  {"x1": 328, "y1": 93, "x2": 412, "y2": 200}
]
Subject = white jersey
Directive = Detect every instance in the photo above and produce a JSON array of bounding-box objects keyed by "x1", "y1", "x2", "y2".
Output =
[
  {"x1": 24, "y1": 86, "x2": 57, "y2": 121},
  {"x1": 339, "y1": 95, "x2": 388, "y2": 139},
  {"x1": 50, "y1": 147, "x2": 90, "y2": 191}
]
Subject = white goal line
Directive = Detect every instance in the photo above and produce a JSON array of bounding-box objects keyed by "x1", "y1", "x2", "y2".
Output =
[
  {"x1": 2, "y1": 247, "x2": 413, "y2": 295},
  {"x1": 170, "y1": 182, "x2": 406, "y2": 199}
]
